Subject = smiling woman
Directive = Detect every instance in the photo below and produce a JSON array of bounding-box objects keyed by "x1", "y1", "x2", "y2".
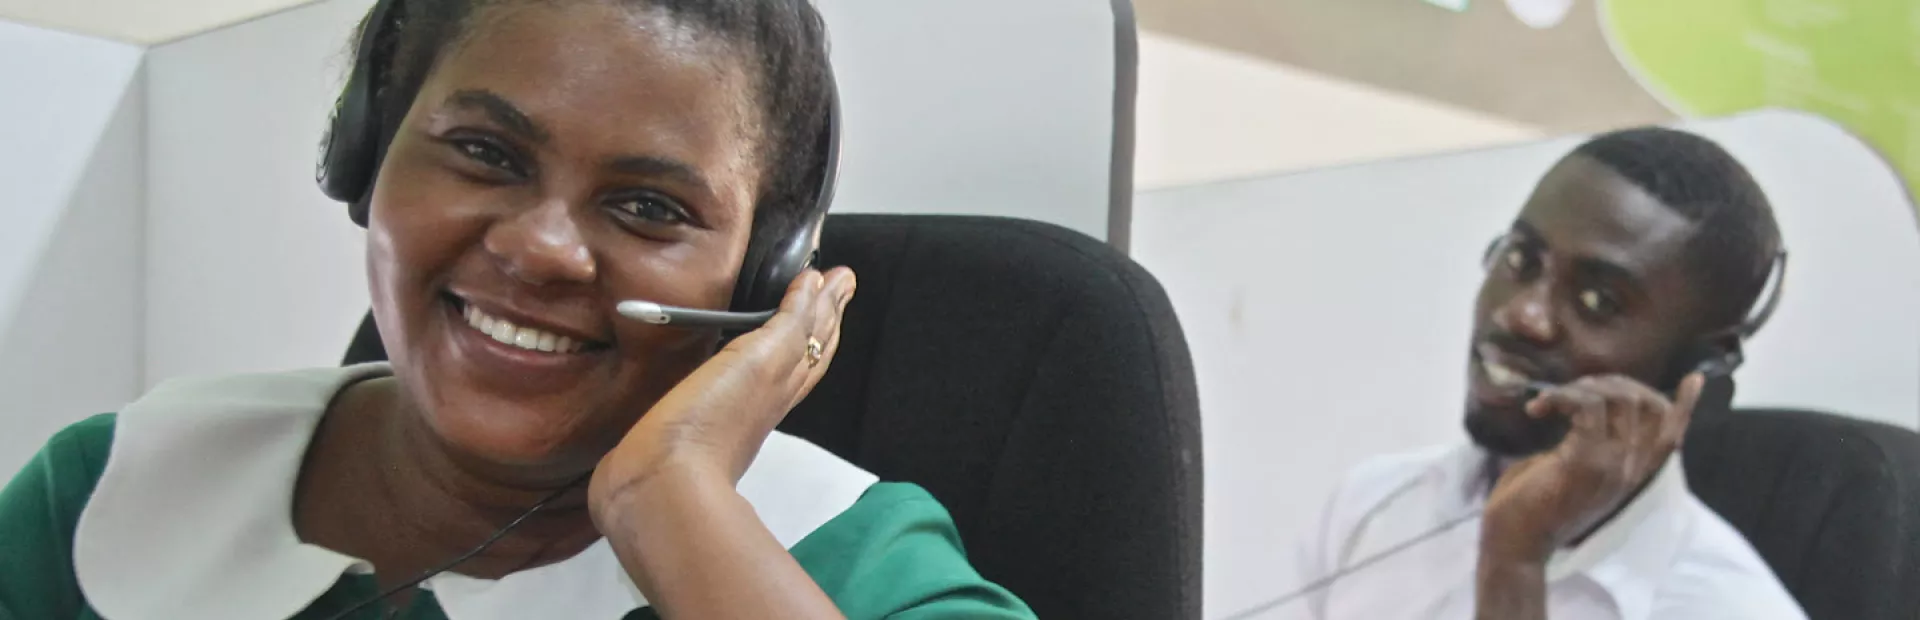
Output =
[{"x1": 0, "y1": 1, "x2": 1035, "y2": 619}]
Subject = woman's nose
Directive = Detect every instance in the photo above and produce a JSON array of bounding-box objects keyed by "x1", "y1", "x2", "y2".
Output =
[{"x1": 483, "y1": 197, "x2": 598, "y2": 286}]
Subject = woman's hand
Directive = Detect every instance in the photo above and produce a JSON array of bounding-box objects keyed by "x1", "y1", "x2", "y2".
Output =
[
  {"x1": 590, "y1": 266, "x2": 857, "y2": 507},
  {"x1": 587, "y1": 266, "x2": 856, "y2": 620}
]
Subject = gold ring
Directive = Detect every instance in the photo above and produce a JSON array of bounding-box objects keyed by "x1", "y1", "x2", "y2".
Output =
[{"x1": 805, "y1": 336, "x2": 824, "y2": 368}]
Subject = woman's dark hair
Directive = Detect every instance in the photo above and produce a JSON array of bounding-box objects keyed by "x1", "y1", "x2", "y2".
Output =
[{"x1": 350, "y1": 0, "x2": 834, "y2": 252}]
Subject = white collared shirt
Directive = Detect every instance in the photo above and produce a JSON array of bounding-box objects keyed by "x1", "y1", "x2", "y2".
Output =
[
  {"x1": 68, "y1": 364, "x2": 881, "y2": 620},
  {"x1": 1266, "y1": 443, "x2": 1806, "y2": 620}
]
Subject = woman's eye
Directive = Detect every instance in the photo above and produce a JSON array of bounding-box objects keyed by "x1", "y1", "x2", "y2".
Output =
[
  {"x1": 611, "y1": 194, "x2": 690, "y2": 225},
  {"x1": 456, "y1": 140, "x2": 520, "y2": 174}
]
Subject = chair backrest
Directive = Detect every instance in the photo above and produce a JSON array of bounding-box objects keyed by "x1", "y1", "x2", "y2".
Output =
[
  {"x1": 1684, "y1": 400, "x2": 1920, "y2": 619},
  {"x1": 344, "y1": 213, "x2": 1205, "y2": 619}
]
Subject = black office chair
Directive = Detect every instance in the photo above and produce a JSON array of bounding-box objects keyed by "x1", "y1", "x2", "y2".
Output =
[
  {"x1": 344, "y1": 214, "x2": 1206, "y2": 620},
  {"x1": 1683, "y1": 381, "x2": 1920, "y2": 620}
]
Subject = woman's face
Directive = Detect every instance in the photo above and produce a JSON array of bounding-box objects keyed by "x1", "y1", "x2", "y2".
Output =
[{"x1": 365, "y1": 1, "x2": 765, "y2": 474}]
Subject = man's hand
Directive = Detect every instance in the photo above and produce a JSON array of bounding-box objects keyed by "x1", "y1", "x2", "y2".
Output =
[
  {"x1": 1483, "y1": 373, "x2": 1704, "y2": 562},
  {"x1": 1473, "y1": 373, "x2": 1702, "y2": 620}
]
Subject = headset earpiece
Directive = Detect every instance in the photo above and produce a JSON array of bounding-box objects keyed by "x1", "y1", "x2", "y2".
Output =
[
  {"x1": 1677, "y1": 250, "x2": 1787, "y2": 381},
  {"x1": 1680, "y1": 335, "x2": 1744, "y2": 380},
  {"x1": 728, "y1": 68, "x2": 841, "y2": 317},
  {"x1": 316, "y1": 0, "x2": 400, "y2": 226}
]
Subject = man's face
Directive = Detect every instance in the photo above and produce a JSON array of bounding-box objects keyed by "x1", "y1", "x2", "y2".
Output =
[{"x1": 1465, "y1": 154, "x2": 1711, "y2": 457}]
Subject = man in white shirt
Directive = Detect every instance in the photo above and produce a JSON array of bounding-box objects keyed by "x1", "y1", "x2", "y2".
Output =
[{"x1": 1275, "y1": 128, "x2": 1806, "y2": 620}]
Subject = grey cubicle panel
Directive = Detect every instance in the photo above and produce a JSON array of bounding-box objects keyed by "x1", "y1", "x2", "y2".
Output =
[
  {"x1": 134, "y1": 0, "x2": 1139, "y2": 390},
  {"x1": 1129, "y1": 109, "x2": 1920, "y2": 617},
  {"x1": 816, "y1": 0, "x2": 1138, "y2": 248}
]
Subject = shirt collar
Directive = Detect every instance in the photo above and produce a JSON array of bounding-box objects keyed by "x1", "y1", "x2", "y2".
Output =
[
  {"x1": 74, "y1": 364, "x2": 878, "y2": 620},
  {"x1": 1439, "y1": 444, "x2": 1693, "y2": 619}
]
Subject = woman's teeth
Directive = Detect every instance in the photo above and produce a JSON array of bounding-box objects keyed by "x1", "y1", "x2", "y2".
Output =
[
  {"x1": 464, "y1": 305, "x2": 583, "y2": 354},
  {"x1": 1482, "y1": 359, "x2": 1532, "y2": 388}
]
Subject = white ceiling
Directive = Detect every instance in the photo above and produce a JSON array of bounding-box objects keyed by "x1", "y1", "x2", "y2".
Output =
[{"x1": 0, "y1": 0, "x2": 315, "y2": 44}]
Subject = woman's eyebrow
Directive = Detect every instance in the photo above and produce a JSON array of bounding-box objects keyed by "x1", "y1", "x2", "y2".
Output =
[{"x1": 445, "y1": 89, "x2": 549, "y2": 145}]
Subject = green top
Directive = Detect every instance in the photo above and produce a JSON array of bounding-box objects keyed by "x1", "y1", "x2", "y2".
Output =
[{"x1": 0, "y1": 414, "x2": 1035, "y2": 619}]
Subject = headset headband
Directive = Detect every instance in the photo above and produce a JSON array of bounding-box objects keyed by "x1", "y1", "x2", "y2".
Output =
[{"x1": 1735, "y1": 250, "x2": 1787, "y2": 339}]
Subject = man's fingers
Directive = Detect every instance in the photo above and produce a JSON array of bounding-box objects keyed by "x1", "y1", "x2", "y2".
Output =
[
  {"x1": 1663, "y1": 372, "x2": 1706, "y2": 447},
  {"x1": 1533, "y1": 388, "x2": 1609, "y2": 439},
  {"x1": 1611, "y1": 390, "x2": 1643, "y2": 448}
]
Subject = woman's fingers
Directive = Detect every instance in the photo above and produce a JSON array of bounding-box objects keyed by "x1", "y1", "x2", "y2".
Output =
[{"x1": 798, "y1": 269, "x2": 855, "y2": 391}]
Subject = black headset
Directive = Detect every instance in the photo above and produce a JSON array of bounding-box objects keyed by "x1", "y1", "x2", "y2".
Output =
[
  {"x1": 1481, "y1": 234, "x2": 1789, "y2": 380},
  {"x1": 316, "y1": 0, "x2": 842, "y2": 326}
]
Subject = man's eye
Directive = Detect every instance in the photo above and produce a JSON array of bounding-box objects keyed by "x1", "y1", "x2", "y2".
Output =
[
  {"x1": 1504, "y1": 249, "x2": 1524, "y2": 270},
  {"x1": 1579, "y1": 288, "x2": 1619, "y2": 316}
]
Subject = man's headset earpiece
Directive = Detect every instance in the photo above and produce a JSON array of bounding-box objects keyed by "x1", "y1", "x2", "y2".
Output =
[
  {"x1": 316, "y1": 0, "x2": 842, "y2": 332},
  {"x1": 1683, "y1": 250, "x2": 1787, "y2": 380},
  {"x1": 1480, "y1": 234, "x2": 1788, "y2": 381}
]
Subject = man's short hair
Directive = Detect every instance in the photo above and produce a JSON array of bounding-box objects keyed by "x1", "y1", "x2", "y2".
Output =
[{"x1": 1571, "y1": 127, "x2": 1783, "y2": 331}]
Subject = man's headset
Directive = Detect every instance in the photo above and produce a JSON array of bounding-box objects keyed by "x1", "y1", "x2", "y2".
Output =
[
  {"x1": 316, "y1": 0, "x2": 842, "y2": 332},
  {"x1": 1216, "y1": 238, "x2": 1790, "y2": 620}
]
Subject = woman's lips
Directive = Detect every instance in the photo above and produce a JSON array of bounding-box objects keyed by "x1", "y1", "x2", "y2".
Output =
[
  {"x1": 460, "y1": 302, "x2": 588, "y2": 355},
  {"x1": 440, "y1": 295, "x2": 604, "y2": 393}
]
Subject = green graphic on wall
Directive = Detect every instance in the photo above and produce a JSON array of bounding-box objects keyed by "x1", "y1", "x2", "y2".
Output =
[{"x1": 1600, "y1": 0, "x2": 1920, "y2": 203}]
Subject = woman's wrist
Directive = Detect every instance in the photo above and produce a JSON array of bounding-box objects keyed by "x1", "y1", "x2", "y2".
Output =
[{"x1": 589, "y1": 454, "x2": 731, "y2": 528}]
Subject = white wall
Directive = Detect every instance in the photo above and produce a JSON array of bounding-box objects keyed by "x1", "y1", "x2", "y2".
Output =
[
  {"x1": 139, "y1": 0, "x2": 1131, "y2": 387},
  {"x1": 0, "y1": 21, "x2": 146, "y2": 474},
  {"x1": 1133, "y1": 32, "x2": 1546, "y2": 191},
  {"x1": 144, "y1": 0, "x2": 375, "y2": 387},
  {"x1": 815, "y1": 0, "x2": 1123, "y2": 239},
  {"x1": 1130, "y1": 110, "x2": 1920, "y2": 618},
  {"x1": 0, "y1": 0, "x2": 314, "y2": 45}
]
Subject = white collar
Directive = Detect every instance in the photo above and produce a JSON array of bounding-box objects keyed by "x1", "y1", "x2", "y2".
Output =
[
  {"x1": 73, "y1": 363, "x2": 878, "y2": 620},
  {"x1": 1434, "y1": 443, "x2": 1693, "y2": 618}
]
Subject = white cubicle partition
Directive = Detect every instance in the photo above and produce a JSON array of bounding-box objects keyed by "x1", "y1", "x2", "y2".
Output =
[
  {"x1": 139, "y1": 0, "x2": 1137, "y2": 389},
  {"x1": 0, "y1": 21, "x2": 146, "y2": 474},
  {"x1": 1130, "y1": 109, "x2": 1920, "y2": 617}
]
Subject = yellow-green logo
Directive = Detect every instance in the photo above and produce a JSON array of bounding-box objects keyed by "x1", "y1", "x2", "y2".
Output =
[{"x1": 1602, "y1": 0, "x2": 1920, "y2": 203}]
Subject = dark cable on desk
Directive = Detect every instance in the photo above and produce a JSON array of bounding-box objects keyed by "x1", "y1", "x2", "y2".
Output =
[
  {"x1": 1215, "y1": 508, "x2": 1485, "y2": 620},
  {"x1": 320, "y1": 471, "x2": 593, "y2": 620}
]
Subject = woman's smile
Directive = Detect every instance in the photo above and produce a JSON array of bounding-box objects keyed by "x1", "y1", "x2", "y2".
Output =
[{"x1": 440, "y1": 290, "x2": 613, "y2": 395}]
